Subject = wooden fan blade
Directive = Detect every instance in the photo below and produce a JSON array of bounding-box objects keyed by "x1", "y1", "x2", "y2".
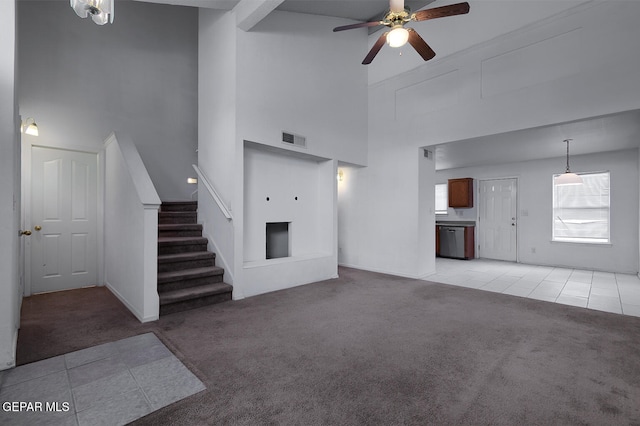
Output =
[
  {"x1": 333, "y1": 21, "x2": 383, "y2": 32},
  {"x1": 413, "y1": 2, "x2": 470, "y2": 22},
  {"x1": 362, "y1": 32, "x2": 389, "y2": 65},
  {"x1": 407, "y1": 29, "x2": 436, "y2": 61}
]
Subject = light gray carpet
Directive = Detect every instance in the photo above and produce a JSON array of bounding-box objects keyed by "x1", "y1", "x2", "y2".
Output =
[{"x1": 14, "y1": 267, "x2": 640, "y2": 425}]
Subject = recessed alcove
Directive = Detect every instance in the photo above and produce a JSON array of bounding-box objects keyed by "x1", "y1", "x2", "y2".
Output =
[
  {"x1": 243, "y1": 141, "x2": 333, "y2": 263},
  {"x1": 242, "y1": 140, "x2": 337, "y2": 297},
  {"x1": 266, "y1": 222, "x2": 289, "y2": 259}
]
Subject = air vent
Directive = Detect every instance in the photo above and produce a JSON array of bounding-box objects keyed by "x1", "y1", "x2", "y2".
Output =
[{"x1": 282, "y1": 131, "x2": 306, "y2": 148}]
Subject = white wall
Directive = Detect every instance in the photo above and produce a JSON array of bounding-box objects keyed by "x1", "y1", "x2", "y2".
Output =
[
  {"x1": 367, "y1": 1, "x2": 587, "y2": 86},
  {"x1": 236, "y1": 10, "x2": 368, "y2": 167},
  {"x1": 0, "y1": 0, "x2": 20, "y2": 371},
  {"x1": 198, "y1": 8, "x2": 237, "y2": 207},
  {"x1": 18, "y1": 1, "x2": 198, "y2": 201},
  {"x1": 198, "y1": 9, "x2": 367, "y2": 297},
  {"x1": 339, "y1": 1, "x2": 640, "y2": 279},
  {"x1": 437, "y1": 149, "x2": 639, "y2": 273},
  {"x1": 243, "y1": 146, "x2": 331, "y2": 262},
  {"x1": 103, "y1": 134, "x2": 160, "y2": 322},
  {"x1": 242, "y1": 144, "x2": 337, "y2": 297},
  {"x1": 198, "y1": 8, "x2": 240, "y2": 297}
]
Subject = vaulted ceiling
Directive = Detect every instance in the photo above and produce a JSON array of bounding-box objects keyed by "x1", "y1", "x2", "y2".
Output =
[{"x1": 130, "y1": 0, "x2": 640, "y2": 169}]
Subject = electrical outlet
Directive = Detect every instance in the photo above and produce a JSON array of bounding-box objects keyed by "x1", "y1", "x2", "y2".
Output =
[{"x1": 531, "y1": 247, "x2": 536, "y2": 254}]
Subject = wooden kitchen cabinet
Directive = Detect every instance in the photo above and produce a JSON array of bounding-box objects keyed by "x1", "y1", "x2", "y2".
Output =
[
  {"x1": 448, "y1": 178, "x2": 473, "y2": 208},
  {"x1": 463, "y1": 226, "x2": 475, "y2": 259}
]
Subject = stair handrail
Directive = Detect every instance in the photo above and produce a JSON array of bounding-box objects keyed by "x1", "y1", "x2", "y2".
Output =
[{"x1": 192, "y1": 164, "x2": 233, "y2": 220}]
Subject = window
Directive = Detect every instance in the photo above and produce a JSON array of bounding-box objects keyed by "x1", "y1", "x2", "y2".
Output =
[
  {"x1": 552, "y1": 171, "x2": 610, "y2": 243},
  {"x1": 435, "y1": 183, "x2": 448, "y2": 215}
]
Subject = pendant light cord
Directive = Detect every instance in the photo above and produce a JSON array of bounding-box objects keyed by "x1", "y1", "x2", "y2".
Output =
[{"x1": 564, "y1": 139, "x2": 573, "y2": 173}]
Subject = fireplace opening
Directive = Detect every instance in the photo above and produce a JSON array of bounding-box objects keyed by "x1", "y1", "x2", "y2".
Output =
[{"x1": 266, "y1": 222, "x2": 290, "y2": 259}]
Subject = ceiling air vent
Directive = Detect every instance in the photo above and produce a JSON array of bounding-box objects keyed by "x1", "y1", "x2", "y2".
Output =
[{"x1": 282, "y1": 131, "x2": 306, "y2": 148}]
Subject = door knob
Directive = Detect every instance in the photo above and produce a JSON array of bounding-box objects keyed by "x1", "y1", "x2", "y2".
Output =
[
  {"x1": 20, "y1": 230, "x2": 32, "y2": 236},
  {"x1": 34, "y1": 225, "x2": 42, "y2": 231}
]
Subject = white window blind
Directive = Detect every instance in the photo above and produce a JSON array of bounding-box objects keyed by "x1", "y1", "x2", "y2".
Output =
[
  {"x1": 435, "y1": 183, "x2": 448, "y2": 215},
  {"x1": 552, "y1": 171, "x2": 610, "y2": 243}
]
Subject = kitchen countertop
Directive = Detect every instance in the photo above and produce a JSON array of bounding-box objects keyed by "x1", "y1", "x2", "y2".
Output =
[{"x1": 436, "y1": 221, "x2": 476, "y2": 227}]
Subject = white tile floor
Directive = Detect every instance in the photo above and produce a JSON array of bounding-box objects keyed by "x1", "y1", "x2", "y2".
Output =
[
  {"x1": 425, "y1": 258, "x2": 640, "y2": 317},
  {"x1": 0, "y1": 333, "x2": 205, "y2": 426}
]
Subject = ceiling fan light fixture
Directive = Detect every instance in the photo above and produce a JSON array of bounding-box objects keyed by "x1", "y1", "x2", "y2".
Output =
[
  {"x1": 387, "y1": 26, "x2": 409, "y2": 48},
  {"x1": 333, "y1": 1, "x2": 470, "y2": 64}
]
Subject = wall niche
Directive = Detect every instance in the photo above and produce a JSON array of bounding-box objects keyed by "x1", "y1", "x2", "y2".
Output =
[
  {"x1": 243, "y1": 141, "x2": 333, "y2": 263},
  {"x1": 266, "y1": 222, "x2": 290, "y2": 259}
]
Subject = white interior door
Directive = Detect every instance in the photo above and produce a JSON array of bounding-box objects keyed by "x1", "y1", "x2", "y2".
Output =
[
  {"x1": 30, "y1": 147, "x2": 98, "y2": 293},
  {"x1": 479, "y1": 178, "x2": 517, "y2": 261}
]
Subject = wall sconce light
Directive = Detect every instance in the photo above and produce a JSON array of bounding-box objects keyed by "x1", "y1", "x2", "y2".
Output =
[
  {"x1": 21, "y1": 118, "x2": 39, "y2": 136},
  {"x1": 337, "y1": 169, "x2": 344, "y2": 182},
  {"x1": 70, "y1": 0, "x2": 114, "y2": 25},
  {"x1": 187, "y1": 177, "x2": 198, "y2": 184},
  {"x1": 555, "y1": 139, "x2": 583, "y2": 185}
]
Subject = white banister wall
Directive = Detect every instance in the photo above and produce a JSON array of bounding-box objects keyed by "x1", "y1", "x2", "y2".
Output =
[
  {"x1": 0, "y1": 0, "x2": 19, "y2": 371},
  {"x1": 103, "y1": 132, "x2": 160, "y2": 322},
  {"x1": 193, "y1": 164, "x2": 238, "y2": 296},
  {"x1": 192, "y1": 164, "x2": 232, "y2": 219}
]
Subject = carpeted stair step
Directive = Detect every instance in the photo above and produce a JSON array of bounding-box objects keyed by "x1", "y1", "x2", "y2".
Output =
[
  {"x1": 158, "y1": 266, "x2": 224, "y2": 292},
  {"x1": 159, "y1": 282, "x2": 233, "y2": 316},
  {"x1": 158, "y1": 251, "x2": 216, "y2": 273},
  {"x1": 158, "y1": 211, "x2": 197, "y2": 225},
  {"x1": 157, "y1": 201, "x2": 233, "y2": 316},
  {"x1": 158, "y1": 236, "x2": 208, "y2": 255},
  {"x1": 158, "y1": 223, "x2": 203, "y2": 238},
  {"x1": 160, "y1": 201, "x2": 198, "y2": 212}
]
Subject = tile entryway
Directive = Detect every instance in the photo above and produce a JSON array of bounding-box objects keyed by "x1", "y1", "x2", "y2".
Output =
[{"x1": 0, "y1": 333, "x2": 204, "y2": 426}]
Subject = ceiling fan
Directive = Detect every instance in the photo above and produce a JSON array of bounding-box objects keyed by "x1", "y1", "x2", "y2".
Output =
[{"x1": 333, "y1": 0, "x2": 470, "y2": 65}]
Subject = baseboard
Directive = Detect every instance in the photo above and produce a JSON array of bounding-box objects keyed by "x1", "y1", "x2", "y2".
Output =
[
  {"x1": 338, "y1": 263, "x2": 421, "y2": 280},
  {"x1": 9, "y1": 328, "x2": 17, "y2": 370},
  {"x1": 104, "y1": 281, "x2": 157, "y2": 323}
]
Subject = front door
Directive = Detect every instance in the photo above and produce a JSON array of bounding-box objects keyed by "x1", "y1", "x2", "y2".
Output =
[
  {"x1": 30, "y1": 146, "x2": 98, "y2": 293},
  {"x1": 478, "y1": 178, "x2": 517, "y2": 261}
]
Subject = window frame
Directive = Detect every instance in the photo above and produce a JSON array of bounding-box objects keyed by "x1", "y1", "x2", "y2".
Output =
[{"x1": 552, "y1": 170, "x2": 610, "y2": 244}]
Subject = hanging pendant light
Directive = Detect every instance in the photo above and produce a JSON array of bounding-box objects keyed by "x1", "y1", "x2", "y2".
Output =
[
  {"x1": 555, "y1": 139, "x2": 583, "y2": 185},
  {"x1": 70, "y1": 0, "x2": 114, "y2": 25}
]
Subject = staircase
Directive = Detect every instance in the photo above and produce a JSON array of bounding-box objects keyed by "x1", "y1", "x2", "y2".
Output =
[{"x1": 157, "y1": 201, "x2": 233, "y2": 315}]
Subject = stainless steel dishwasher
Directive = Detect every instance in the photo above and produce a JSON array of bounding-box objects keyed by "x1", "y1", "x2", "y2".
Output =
[{"x1": 439, "y1": 226, "x2": 466, "y2": 259}]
